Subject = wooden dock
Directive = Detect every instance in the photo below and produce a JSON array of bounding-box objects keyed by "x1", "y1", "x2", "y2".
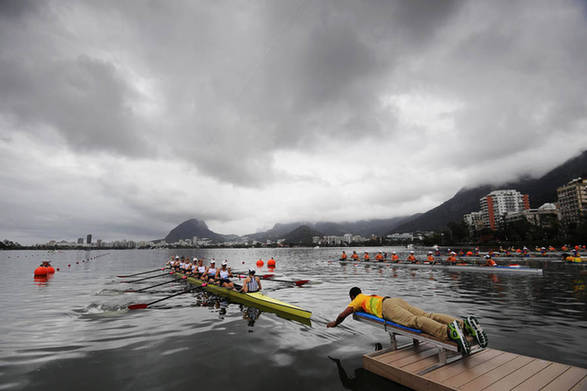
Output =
[{"x1": 363, "y1": 343, "x2": 587, "y2": 390}]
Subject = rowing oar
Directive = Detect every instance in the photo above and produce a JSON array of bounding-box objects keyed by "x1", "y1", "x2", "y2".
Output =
[
  {"x1": 117, "y1": 268, "x2": 164, "y2": 278},
  {"x1": 128, "y1": 284, "x2": 207, "y2": 310},
  {"x1": 125, "y1": 279, "x2": 179, "y2": 293},
  {"x1": 237, "y1": 274, "x2": 309, "y2": 286},
  {"x1": 124, "y1": 273, "x2": 171, "y2": 283}
]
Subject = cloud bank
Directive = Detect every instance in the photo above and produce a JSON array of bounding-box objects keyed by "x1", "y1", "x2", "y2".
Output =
[{"x1": 1, "y1": 0, "x2": 586, "y2": 243}]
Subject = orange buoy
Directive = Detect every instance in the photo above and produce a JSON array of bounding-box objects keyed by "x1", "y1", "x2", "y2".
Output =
[
  {"x1": 47, "y1": 266, "x2": 55, "y2": 274},
  {"x1": 256, "y1": 259, "x2": 264, "y2": 267},
  {"x1": 267, "y1": 258, "x2": 276, "y2": 267},
  {"x1": 34, "y1": 266, "x2": 48, "y2": 276}
]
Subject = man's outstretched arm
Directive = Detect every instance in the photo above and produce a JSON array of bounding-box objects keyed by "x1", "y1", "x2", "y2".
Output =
[{"x1": 327, "y1": 306, "x2": 354, "y2": 328}]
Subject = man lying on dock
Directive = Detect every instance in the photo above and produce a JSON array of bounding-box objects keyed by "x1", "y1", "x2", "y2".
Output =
[{"x1": 326, "y1": 287, "x2": 488, "y2": 355}]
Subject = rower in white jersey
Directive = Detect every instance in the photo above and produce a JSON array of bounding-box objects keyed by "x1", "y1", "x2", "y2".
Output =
[
  {"x1": 194, "y1": 259, "x2": 206, "y2": 278},
  {"x1": 240, "y1": 268, "x2": 262, "y2": 293},
  {"x1": 215, "y1": 260, "x2": 234, "y2": 289},
  {"x1": 202, "y1": 260, "x2": 217, "y2": 283},
  {"x1": 187, "y1": 257, "x2": 198, "y2": 275}
]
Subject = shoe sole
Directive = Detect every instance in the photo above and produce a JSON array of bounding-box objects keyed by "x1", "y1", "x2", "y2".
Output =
[
  {"x1": 465, "y1": 316, "x2": 488, "y2": 348},
  {"x1": 448, "y1": 321, "x2": 471, "y2": 355}
]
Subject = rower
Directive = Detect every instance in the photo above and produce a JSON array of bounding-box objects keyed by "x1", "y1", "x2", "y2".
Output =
[
  {"x1": 351, "y1": 251, "x2": 359, "y2": 260},
  {"x1": 485, "y1": 254, "x2": 496, "y2": 267},
  {"x1": 188, "y1": 257, "x2": 198, "y2": 275},
  {"x1": 375, "y1": 252, "x2": 384, "y2": 262},
  {"x1": 426, "y1": 251, "x2": 435, "y2": 264},
  {"x1": 195, "y1": 259, "x2": 206, "y2": 278},
  {"x1": 202, "y1": 260, "x2": 217, "y2": 283},
  {"x1": 326, "y1": 287, "x2": 488, "y2": 355},
  {"x1": 241, "y1": 268, "x2": 261, "y2": 293},
  {"x1": 363, "y1": 252, "x2": 370, "y2": 261},
  {"x1": 447, "y1": 252, "x2": 457, "y2": 264},
  {"x1": 407, "y1": 251, "x2": 417, "y2": 263},
  {"x1": 391, "y1": 252, "x2": 399, "y2": 262},
  {"x1": 216, "y1": 260, "x2": 234, "y2": 289},
  {"x1": 340, "y1": 251, "x2": 347, "y2": 261}
]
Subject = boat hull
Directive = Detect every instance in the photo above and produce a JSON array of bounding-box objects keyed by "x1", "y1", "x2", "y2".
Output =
[
  {"x1": 173, "y1": 272, "x2": 312, "y2": 324},
  {"x1": 333, "y1": 260, "x2": 543, "y2": 275}
]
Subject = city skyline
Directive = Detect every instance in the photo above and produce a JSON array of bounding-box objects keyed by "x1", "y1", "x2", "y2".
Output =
[{"x1": 1, "y1": 1, "x2": 587, "y2": 243}]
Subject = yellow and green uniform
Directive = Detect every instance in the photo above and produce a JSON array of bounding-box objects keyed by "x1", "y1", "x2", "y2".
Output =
[{"x1": 348, "y1": 293, "x2": 383, "y2": 318}]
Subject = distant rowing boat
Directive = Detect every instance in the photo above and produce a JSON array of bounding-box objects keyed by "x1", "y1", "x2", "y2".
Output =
[
  {"x1": 333, "y1": 260, "x2": 543, "y2": 275},
  {"x1": 171, "y1": 271, "x2": 312, "y2": 324}
]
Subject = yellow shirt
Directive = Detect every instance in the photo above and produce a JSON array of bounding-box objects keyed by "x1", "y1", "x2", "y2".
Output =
[{"x1": 348, "y1": 293, "x2": 383, "y2": 318}]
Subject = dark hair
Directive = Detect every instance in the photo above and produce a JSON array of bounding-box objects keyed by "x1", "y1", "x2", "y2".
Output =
[{"x1": 349, "y1": 287, "x2": 361, "y2": 299}]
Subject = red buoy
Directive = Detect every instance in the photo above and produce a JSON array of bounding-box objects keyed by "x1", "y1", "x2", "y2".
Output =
[
  {"x1": 68, "y1": 264, "x2": 71, "y2": 267},
  {"x1": 256, "y1": 259, "x2": 264, "y2": 267},
  {"x1": 34, "y1": 266, "x2": 48, "y2": 276},
  {"x1": 56, "y1": 268, "x2": 60, "y2": 272}
]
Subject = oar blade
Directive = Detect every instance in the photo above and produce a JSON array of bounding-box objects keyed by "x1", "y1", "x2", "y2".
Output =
[
  {"x1": 128, "y1": 303, "x2": 149, "y2": 310},
  {"x1": 295, "y1": 280, "x2": 310, "y2": 286}
]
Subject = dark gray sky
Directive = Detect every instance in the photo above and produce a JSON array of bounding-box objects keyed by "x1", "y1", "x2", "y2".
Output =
[{"x1": 1, "y1": 0, "x2": 586, "y2": 243}]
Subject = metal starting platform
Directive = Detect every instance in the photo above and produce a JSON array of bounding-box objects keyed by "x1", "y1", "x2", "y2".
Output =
[
  {"x1": 353, "y1": 311, "x2": 483, "y2": 375},
  {"x1": 353, "y1": 312, "x2": 587, "y2": 390}
]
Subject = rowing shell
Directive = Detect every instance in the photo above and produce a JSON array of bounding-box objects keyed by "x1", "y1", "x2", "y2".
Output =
[
  {"x1": 172, "y1": 272, "x2": 312, "y2": 324},
  {"x1": 334, "y1": 260, "x2": 543, "y2": 275}
]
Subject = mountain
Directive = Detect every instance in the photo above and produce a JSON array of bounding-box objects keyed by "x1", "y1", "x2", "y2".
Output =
[
  {"x1": 283, "y1": 225, "x2": 322, "y2": 245},
  {"x1": 393, "y1": 150, "x2": 587, "y2": 232},
  {"x1": 246, "y1": 216, "x2": 415, "y2": 241},
  {"x1": 164, "y1": 218, "x2": 225, "y2": 243}
]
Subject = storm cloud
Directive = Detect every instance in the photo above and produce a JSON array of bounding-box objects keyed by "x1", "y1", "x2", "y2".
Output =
[{"x1": 1, "y1": 0, "x2": 586, "y2": 243}]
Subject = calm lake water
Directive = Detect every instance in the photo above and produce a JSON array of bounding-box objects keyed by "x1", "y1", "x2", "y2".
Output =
[{"x1": 1, "y1": 248, "x2": 585, "y2": 390}]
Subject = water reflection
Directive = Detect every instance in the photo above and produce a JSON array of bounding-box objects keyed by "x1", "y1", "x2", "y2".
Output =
[{"x1": 329, "y1": 356, "x2": 407, "y2": 391}]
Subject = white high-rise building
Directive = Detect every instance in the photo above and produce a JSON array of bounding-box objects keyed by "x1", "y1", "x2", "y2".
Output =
[
  {"x1": 557, "y1": 178, "x2": 587, "y2": 226},
  {"x1": 480, "y1": 190, "x2": 530, "y2": 230}
]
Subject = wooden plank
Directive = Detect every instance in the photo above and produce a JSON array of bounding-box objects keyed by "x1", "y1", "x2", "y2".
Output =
[
  {"x1": 439, "y1": 352, "x2": 518, "y2": 387},
  {"x1": 482, "y1": 359, "x2": 551, "y2": 391},
  {"x1": 393, "y1": 346, "x2": 443, "y2": 368},
  {"x1": 378, "y1": 344, "x2": 435, "y2": 365},
  {"x1": 541, "y1": 367, "x2": 587, "y2": 391},
  {"x1": 453, "y1": 355, "x2": 534, "y2": 390},
  {"x1": 403, "y1": 354, "x2": 449, "y2": 374},
  {"x1": 511, "y1": 363, "x2": 570, "y2": 391},
  {"x1": 424, "y1": 349, "x2": 503, "y2": 382},
  {"x1": 569, "y1": 376, "x2": 587, "y2": 391},
  {"x1": 364, "y1": 355, "x2": 457, "y2": 391}
]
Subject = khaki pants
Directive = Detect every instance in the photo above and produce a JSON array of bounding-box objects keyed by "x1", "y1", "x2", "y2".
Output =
[{"x1": 382, "y1": 298, "x2": 461, "y2": 341}]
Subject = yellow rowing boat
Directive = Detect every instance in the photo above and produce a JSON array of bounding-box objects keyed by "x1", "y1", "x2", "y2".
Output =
[{"x1": 173, "y1": 272, "x2": 312, "y2": 325}]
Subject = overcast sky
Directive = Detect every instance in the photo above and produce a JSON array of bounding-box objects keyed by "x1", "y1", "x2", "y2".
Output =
[{"x1": 1, "y1": 0, "x2": 586, "y2": 243}]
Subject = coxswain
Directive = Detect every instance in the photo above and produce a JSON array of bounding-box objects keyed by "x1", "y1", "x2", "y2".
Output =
[
  {"x1": 485, "y1": 254, "x2": 496, "y2": 267},
  {"x1": 363, "y1": 252, "x2": 370, "y2": 261},
  {"x1": 241, "y1": 268, "x2": 262, "y2": 293},
  {"x1": 391, "y1": 252, "x2": 399, "y2": 262},
  {"x1": 351, "y1": 251, "x2": 359, "y2": 260},
  {"x1": 407, "y1": 251, "x2": 417, "y2": 263},
  {"x1": 326, "y1": 287, "x2": 488, "y2": 355},
  {"x1": 340, "y1": 251, "x2": 347, "y2": 261},
  {"x1": 426, "y1": 252, "x2": 435, "y2": 264},
  {"x1": 375, "y1": 252, "x2": 384, "y2": 262},
  {"x1": 202, "y1": 260, "x2": 217, "y2": 283},
  {"x1": 216, "y1": 260, "x2": 234, "y2": 289}
]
